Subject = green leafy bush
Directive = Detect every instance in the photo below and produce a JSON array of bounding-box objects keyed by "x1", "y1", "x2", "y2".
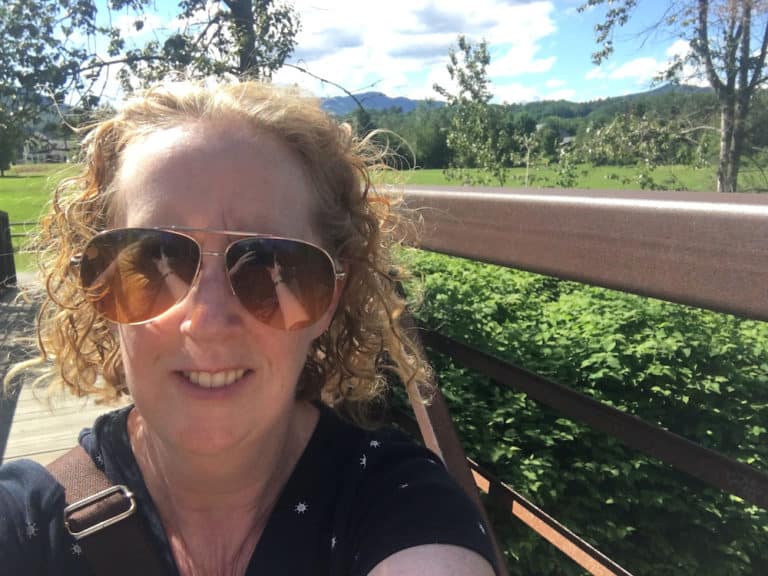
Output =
[{"x1": 398, "y1": 249, "x2": 768, "y2": 575}]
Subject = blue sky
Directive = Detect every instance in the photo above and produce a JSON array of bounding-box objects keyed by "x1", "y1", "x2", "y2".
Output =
[{"x1": 100, "y1": 0, "x2": 703, "y2": 103}]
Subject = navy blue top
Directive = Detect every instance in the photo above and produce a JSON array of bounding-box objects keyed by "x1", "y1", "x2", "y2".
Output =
[{"x1": 0, "y1": 404, "x2": 497, "y2": 575}]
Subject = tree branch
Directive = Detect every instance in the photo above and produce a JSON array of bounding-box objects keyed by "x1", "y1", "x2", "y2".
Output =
[
  {"x1": 283, "y1": 62, "x2": 367, "y2": 111},
  {"x1": 698, "y1": 0, "x2": 725, "y2": 93},
  {"x1": 749, "y1": 18, "x2": 768, "y2": 89},
  {"x1": 736, "y1": 3, "x2": 750, "y2": 93},
  {"x1": 191, "y1": 13, "x2": 222, "y2": 52},
  {"x1": 75, "y1": 54, "x2": 167, "y2": 75}
]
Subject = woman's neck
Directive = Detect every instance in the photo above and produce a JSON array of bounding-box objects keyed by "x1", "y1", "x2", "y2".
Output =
[
  {"x1": 126, "y1": 401, "x2": 319, "y2": 576},
  {"x1": 128, "y1": 401, "x2": 318, "y2": 512}
]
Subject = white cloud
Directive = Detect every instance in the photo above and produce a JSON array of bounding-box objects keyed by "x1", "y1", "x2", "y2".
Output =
[
  {"x1": 586, "y1": 56, "x2": 666, "y2": 87},
  {"x1": 582, "y1": 39, "x2": 708, "y2": 92},
  {"x1": 490, "y1": 47, "x2": 556, "y2": 77},
  {"x1": 585, "y1": 67, "x2": 605, "y2": 80},
  {"x1": 58, "y1": 0, "x2": 675, "y2": 106},
  {"x1": 609, "y1": 57, "x2": 663, "y2": 82},
  {"x1": 665, "y1": 39, "x2": 709, "y2": 86},
  {"x1": 493, "y1": 82, "x2": 539, "y2": 104},
  {"x1": 274, "y1": 0, "x2": 558, "y2": 99},
  {"x1": 666, "y1": 39, "x2": 691, "y2": 60},
  {"x1": 546, "y1": 88, "x2": 576, "y2": 100}
]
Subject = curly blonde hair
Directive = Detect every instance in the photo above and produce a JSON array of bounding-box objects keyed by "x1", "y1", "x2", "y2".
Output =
[{"x1": 11, "y1": 80, "x2": 431, "y2": 425}]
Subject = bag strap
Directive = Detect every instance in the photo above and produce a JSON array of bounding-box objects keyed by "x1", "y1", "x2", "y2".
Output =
[{"x1": 47, "y1": 446, "x2": 167, "y2": 576}]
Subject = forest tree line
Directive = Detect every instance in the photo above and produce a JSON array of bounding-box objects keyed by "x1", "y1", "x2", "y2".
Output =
[{"x1": 347, "y1": 86, "x2": 768, "y2": 185}]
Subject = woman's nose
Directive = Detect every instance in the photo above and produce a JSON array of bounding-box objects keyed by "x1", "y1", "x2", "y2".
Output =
[{"x1": 179, "y1": 256, "x2": 245, "y2": 339}]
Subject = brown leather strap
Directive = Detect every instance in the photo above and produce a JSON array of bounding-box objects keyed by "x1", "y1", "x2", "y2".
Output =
[{"x1": 48, "y1": 446, "x2": 168, "y2": 576}]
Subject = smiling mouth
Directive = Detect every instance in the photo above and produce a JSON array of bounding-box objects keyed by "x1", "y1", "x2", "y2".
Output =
[{"x1": 181, "y1": 369, "x2": 249, "y2": 388}]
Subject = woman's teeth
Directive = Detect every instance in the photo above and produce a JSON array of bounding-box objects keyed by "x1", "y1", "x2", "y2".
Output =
[{"x1": 182, "y1": 369, "x2": 246, "y2": 388}]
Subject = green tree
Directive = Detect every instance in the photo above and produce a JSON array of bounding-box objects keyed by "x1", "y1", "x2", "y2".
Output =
[
  {"x1": 580, "y1": 112, "x2": 705, "y2": 189},
  {"x1": 581, "y1": 0, "x2": 768, "y2": 192},
  {"x1": 111, "y1": 0, "x2": 300, "y2": 89},
  {"x1": 0, "y1": 0, "x2": 300, "y2": 174},
  {"x1": 403, "y1": 105, "x2": 450, "y2": 169},
  {"x1": 434, "y1": 36, "x2": 508, "y2": 186},
  {"x1": 582, "y1": 112, "x2": 702, "y2": 167},
  {"x1": 351, "y1": 107, "x2": 377, "y2": 138}
]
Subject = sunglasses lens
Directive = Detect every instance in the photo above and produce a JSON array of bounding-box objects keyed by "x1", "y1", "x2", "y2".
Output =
[
  {"x1": 80, "y1": 229, "x2": 199, "y2": 324},
  {"x1": 227, "y1": 238, "x2": 336, "y2": 330}
]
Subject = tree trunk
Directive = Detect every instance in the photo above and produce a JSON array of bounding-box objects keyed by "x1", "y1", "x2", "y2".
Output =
[
  {"x1": 717, "y1": 100, "x2": 737, "y2": 193},
  {"x1": 229, "y1": 0, "x2": 258, "y2": 77},
  {"x1": 725, "y1": 91, "x2": 750, "y2": 193}
]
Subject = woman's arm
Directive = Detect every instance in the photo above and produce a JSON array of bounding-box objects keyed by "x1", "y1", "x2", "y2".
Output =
[{"x1": 368, "y1": 544, "x2": 496, "y2": 576}]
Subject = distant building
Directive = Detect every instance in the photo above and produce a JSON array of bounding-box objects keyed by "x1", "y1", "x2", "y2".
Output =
[{"x1": 19, "y1": 133, "x2": 73, "y2": 164}]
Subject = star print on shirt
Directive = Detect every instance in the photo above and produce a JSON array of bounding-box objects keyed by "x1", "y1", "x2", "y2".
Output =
[
  {"x1": 331, "y1": 535, "x2": 337, "y2": 550},
  {"x1": 399, "y1": 482, "x2": 409, "y2": 489},
  {"x1": 294, "y1": 502, "x2": 308, "y2": 514},
  {"x1": 369, "y1": 440, "x2": 381, "y2": 448},
  {"x1": 71, "y1": 543, "x2": 83, "y2": 556},
  {"x1": 478, "y1": 522, "x2": 486, "y2": 535},
  {"x1": 25, "y1": 521, "x2": 38, "y2": 538}
]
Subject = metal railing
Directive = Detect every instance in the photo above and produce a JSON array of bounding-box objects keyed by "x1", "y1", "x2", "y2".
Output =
[{"x1": 398, "y1": 186, "x2": 768, "y2": 576}]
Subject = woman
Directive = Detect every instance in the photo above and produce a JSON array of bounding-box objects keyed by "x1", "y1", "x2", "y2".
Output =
[{"x1": 0, "y1": 81, "x2": 498, "y2": 575}]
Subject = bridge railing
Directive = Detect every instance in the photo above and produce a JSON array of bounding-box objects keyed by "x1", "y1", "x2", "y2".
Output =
[{"x1": 398, "y1": 186, "x2": 768, "y2": 576}]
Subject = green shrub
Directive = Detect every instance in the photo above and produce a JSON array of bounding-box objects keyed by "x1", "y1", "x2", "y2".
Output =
[{"x1": 398, "y1": 249, "x2": 768, "y2": 575}]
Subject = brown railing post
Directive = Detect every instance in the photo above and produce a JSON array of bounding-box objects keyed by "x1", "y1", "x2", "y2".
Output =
[
  {"x1": 400, "y1": 312, "x2": 510, "y2": 575},
  {"x1": 0, "y1": 211, "x2": 17, "y2": 289}
]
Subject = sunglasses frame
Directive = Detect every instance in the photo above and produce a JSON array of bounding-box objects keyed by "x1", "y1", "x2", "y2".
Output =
[{"x1": 71, "y1": 226, "x2": 346, "y2": 327}]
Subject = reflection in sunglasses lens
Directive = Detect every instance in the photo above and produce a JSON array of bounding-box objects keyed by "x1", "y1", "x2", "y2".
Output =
[
  {"x1": 81, "y1": 230, "x2": 199, "y2": 324},
  {"x1": 80, "y1": 230, "x2": 337, "y2": 329}
]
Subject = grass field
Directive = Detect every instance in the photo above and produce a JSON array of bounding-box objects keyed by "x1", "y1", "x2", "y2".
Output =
[
  {"x1": 395, "y1": 164, "x2": 721, "y2": 191},
  {"x1": 0, "y1": 161, "x2": 763, "y2": 273},
  {"x1": 0, "y1": 163, "x2": 78, "y2": 273}
]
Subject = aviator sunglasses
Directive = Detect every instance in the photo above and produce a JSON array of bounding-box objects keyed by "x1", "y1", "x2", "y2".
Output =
[{"x1": 72, "y1": 227, "x2": 345, "y2": 330}]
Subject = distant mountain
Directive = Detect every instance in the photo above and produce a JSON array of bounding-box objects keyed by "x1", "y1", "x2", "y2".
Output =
[
  {"x1": 321, "y1": 92, "x2": 442, "y2": 116},
  {"x1": 634, "y1": 83, "x2": 713, "y2": 97},
  {"x1": 322, "y1": 84, "x2": 712, "y2": 117}
]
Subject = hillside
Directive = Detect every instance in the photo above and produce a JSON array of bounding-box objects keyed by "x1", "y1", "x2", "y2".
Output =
[
  {"x1": 321, "y1": 84, "x2": 715, "y2": 118},
  {"x1": 322, "y1": 91, "x2": 444, "y2": 115}
]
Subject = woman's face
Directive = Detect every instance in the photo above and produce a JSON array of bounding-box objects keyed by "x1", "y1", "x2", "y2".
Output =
[{"x1": 112, "y1": 121, "x2": 335, "y2": 454}]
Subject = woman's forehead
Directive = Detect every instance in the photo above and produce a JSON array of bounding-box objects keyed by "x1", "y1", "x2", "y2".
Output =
[{"x1": 112, "y1": 123, "x2": 319, "y2": 238}]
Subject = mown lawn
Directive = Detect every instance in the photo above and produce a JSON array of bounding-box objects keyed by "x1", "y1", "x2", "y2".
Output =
[
  {"x1": 395, "y1": 164, "x2": 721, "y2": 191},
  {"x1": 2, "y1": 161, "x2": 763, "y2": 273},
  {"x1": 0, "y1": 163, "x2": 77, "y2": 272}
]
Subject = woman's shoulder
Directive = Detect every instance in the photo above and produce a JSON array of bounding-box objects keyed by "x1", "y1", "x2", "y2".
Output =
[
  {"x1": 312, "y1": 404, "x2": 445, "y2": 485},
  {"x1": 313, "y1": 403, "x2": 457, "y2": 493},
  {"x1": 0, "y1": 406, "x2": 131, "y2": 521},
  {"x1": 0, "y1": 458, "x2": 90, "y2": 574},
  {"x1": 314, "y1": 405, "x2": 498, "y2": 575},
  {"x1": 0, "y1": 457, "x2": 65, "y2": 516},
  {"x1": 0, "y1": 406, "x2": 130, "y2": 575}
]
